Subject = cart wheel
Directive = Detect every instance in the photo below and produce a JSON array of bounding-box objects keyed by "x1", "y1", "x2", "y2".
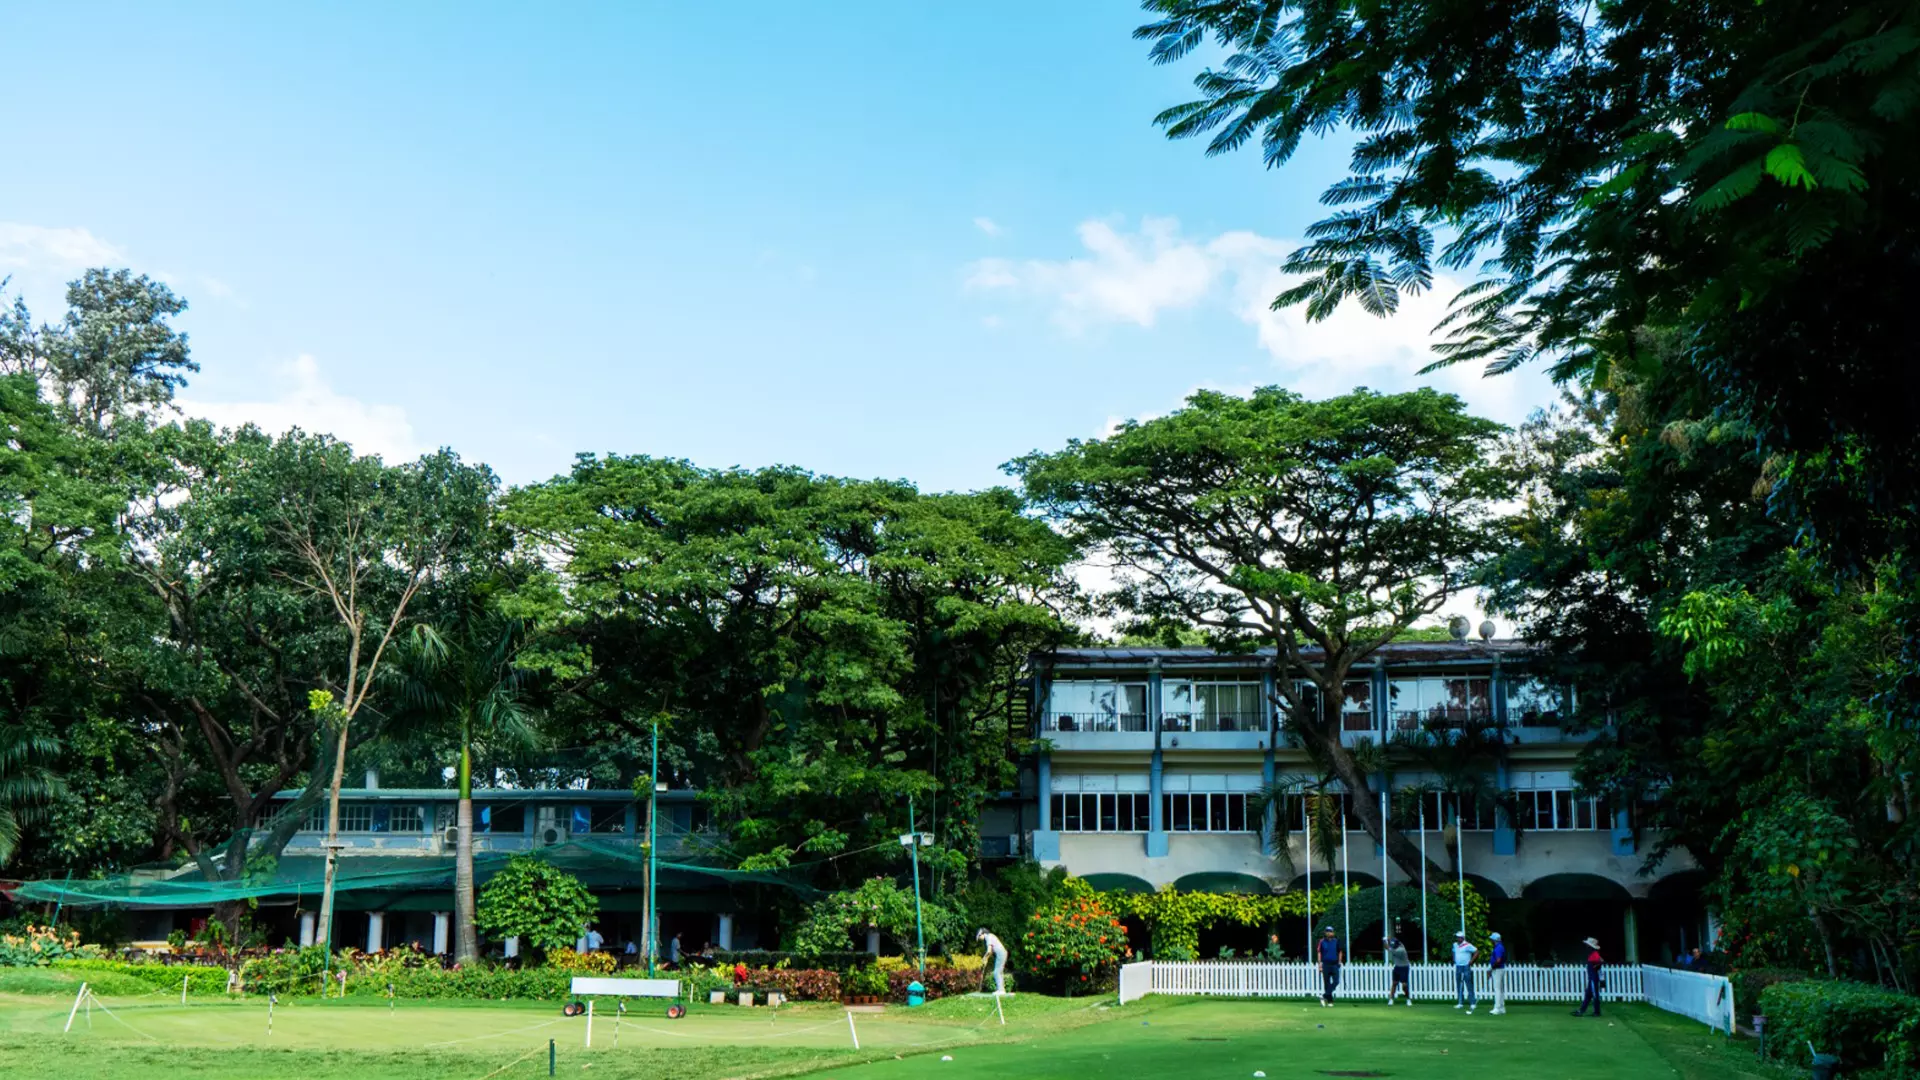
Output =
[
  {"x1": 666, "y1": 1004, "x2": 687, "y2": 1019},
  {"x1": 563, "y1": 1001, "x2": 585, "y2": 1017}
]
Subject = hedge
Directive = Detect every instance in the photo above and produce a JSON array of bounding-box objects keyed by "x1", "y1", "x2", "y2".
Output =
[
  {"x1": 1734, "y1": 967, "x2": 1820, "y2": 1019},
  {"x1": 1759, "y1": 980, "x2": 1920, "y2": 1076},
  {"x1": 238, "y1": 948, "x2": 574, "y2": 1000},
  {"x1": 710, "y1": 949, "x2": 872, "y2": 972},
  {"x1": 52, "y1": 959, "x2": 233, "y2": 994}
]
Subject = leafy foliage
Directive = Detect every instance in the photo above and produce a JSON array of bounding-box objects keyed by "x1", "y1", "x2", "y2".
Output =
[
  {"x1": 1020, "y1": 881, "x2": 1131, "y2": 990},
  {"x1": 1758, "y1": 979, "x2": 1920, "y2": 1074},
  {"x1": 474, "y1": 855, "x2": 599, "y2": 956}
]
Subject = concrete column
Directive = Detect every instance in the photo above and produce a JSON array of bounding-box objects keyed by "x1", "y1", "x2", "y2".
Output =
[
  {"x1": 1492, "y1": 758, "x2": 1517, "y2": 856},
  {"x1": 865, "y1": 927, "x2": 881, "y2": 954},
  {"x1": 1705, "y1": 909, "x2": 1721, "y2": 952},
  {"x1": 1623, "y1": 903, "x2": 1640, "y2": 963},
  {"x1": 299, "y1": 911, "x2": 317, "y2": 948},
  {"x1": 505, "y1": 936, "x2": 520, "y2": 958},
  {"x1": 367, "y1": 911, "x2": 386, "y2": 954},
  {"x1": 717, "y1": 913, "x2": 734, "y2": 951},
  {"x1": 433, "y1": 911, "x2": 451, "y2": 955},
  {"x1": 1610, "y1": 807, "x2": 1635, "y2": 857},
  {"x1": 1033, "y1": 753, "x2": 1059, "y2": 860},
  {"x1": 1147, "y1": 660, "x2": 1168, "y2": 858}
]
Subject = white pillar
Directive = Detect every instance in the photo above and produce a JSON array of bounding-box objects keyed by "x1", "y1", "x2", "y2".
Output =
[
  {"x1": 367, "y1": 911, "x2": 386, "y2": 954},
  {"x1": 717, "y1": 913, "x2": 734, "y2": 951},
  {"x1": 865, "y1": 927, "x2": 881, "y2": 955},
  {"x1": 299, "y1": 911, "x2": 317, "y2": 948},
  {"x1": 505, "y1": 936, "x2": 520, "y2": 959},
  {"x1": 433, "y1": 912, "x2": 451, "y2": 955}
]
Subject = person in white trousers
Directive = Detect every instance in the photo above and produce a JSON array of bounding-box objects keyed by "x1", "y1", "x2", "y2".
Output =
[
  {"x1": 1488, "y1": 932, "x2": 1508, "y2": 1014},
  {"x1": 977, "y1": 928, "x2": 1009, "y2": 995}
]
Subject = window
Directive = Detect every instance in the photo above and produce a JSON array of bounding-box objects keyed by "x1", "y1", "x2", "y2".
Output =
[
  {"x1": 1161, "y1": 792, "x2": 1253, "y2": 833},
  {"x1": 1507, "y1": 680, "x2": 1565, "y2": 728},
  {"x1": 1046, "y1": 681, "x2": 1149, "y2": 732},
  {"x1": 382, "y1": 805, "x2": 424, "y2": 833},
  {"x1": 1342, "y1": 680, "x2": 1374, "y2": 732},
  {"x1": 1050, "y1": 792, "x2": 1151, "y2": 832},
  {"x1": 337, "y1": 804, "x2": 374, "y2": 833},
  {"x1": 1513, "y1": 789, "x2": 1606, "y2": 831},
  {"x1": 479, "y1": 804, "x2": 525, "y2": 833},
  {"x1": 1400, "y1": 792, "x2": 1493, "y2": 831},
  {"x1": 1390, "y1": 676, "x2": 1493, "y2": 730},
  {"x1": 1163, "y1": 681, "x2": 1266, "y2": 732},
  {"x1": 590, "y1": 804, "x2": 632, "y2": 833}
]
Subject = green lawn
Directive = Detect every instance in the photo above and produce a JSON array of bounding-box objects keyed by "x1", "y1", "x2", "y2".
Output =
[{"x1": 0, "y1": 969, "x2": 1795, "y2": 1080}]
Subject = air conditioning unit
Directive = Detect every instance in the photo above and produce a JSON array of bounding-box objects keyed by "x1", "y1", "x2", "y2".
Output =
[
  {"x1": 442, "y1": 825, "x2": 459, "y2": 847},
  {"x1": 535, "y1": 806, "x2": 565, "y2": 847}
]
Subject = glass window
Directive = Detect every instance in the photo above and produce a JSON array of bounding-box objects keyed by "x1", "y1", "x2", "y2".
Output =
[
  {"x1": 1163, "y1": 681, "x2": 1195, "y2": 731},
  {"x1": 1508, "y1": 680, "x2": 1564, "y2": 727},
  {"x1": 590, "y1": 804, "x2": 630, "y2": 833},
  {"x1": 1342, "y1": 680, "x2": 1374, "y2": 732},
  {"x1": 1099, "y1": 794, "x2": 1118, "y2": 831},
  {"x1": 1062, "y1": 794, "x2": 1082, "y2": 831},
  {"x1": 480, "y1": 804, "x2": 526, "y2": 833},
  {"x1": 337, "y1": 804, "x2": 374, "y2": 833},
  {"x1": 570, "y1": 806, "x2": 592, "y2": 835},
  {"x1": 388, "y1": 805, "x2": 424, "y2": 833},
  {"x1": 1047, "y1": 681, "x2": 1150, "y2": 732}
]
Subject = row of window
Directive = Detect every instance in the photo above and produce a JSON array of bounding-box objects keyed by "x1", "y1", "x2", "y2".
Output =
[
  {"x1": 287, "y1": 802, "x2": 640, "y2": 835},
  {"x1": 1050, "y1": 792, "x2": 1254, "y2": 833},
  {"x1": 1051, "y1": 789, "x2": 1612, "y2": 834},
  {"x1": 1045, "y1": 677, "x2": 1567, "y2": 733}
]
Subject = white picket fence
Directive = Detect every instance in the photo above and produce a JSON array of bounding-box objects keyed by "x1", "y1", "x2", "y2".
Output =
[
  {"x1": 1118, "y1": 960, "x2": 1731, "y2": 1031},
  {"x1": 1641, "y1": 964, "x2": 1737, "y2": 1033}
]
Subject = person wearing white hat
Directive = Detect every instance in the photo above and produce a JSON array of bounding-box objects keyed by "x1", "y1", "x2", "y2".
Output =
[
  {"x1": 1450, "y1": 930, "x2": 1478, "y2": 1012},
  {"x1": 1487, "y1": 932, "x2": 1507, "y2": 1014},
  {"x1": 1572, "y1": 936, "x2": 1605, "y2": 1017}
]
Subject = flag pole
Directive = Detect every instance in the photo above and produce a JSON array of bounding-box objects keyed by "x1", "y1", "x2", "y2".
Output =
[
  {"x1": 1304, "y1": 788, "x2": 1313, "y2": 959},
  {"x1": 1419, "y1": 797, "x2": 1429, "y2": 963}
]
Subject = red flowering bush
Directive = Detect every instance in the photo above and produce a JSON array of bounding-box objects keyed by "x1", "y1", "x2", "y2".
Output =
[
  {"x1": 1021, "y1": 881, "x2": 1131, "y2": 991},
  {"x1": 736, "y1": 967, "x2": 842, "y2": 1001}
]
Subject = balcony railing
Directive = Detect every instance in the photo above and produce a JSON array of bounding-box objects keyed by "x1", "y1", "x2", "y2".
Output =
[
  {"x1": 1043, "y1": 711, "x2": 1149, "y2": 733},
  {"x1": 1160, "y1": 711, "x2": 1266, "y2": 733}
]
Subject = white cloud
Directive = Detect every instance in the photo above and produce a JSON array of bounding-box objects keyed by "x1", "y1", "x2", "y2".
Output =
[
  {"x1": 180, "y1": 355, "x2": 424, "y2": 463},
  {"x1": 0, "y1": 223, "x2": 129, "y2": 272},
  {"x1": 973, "y1": 216, "x2": 1005, "y2": 237},
  {"x1": 965, "y1": 217, "x2": 1557, "y2": 426}
]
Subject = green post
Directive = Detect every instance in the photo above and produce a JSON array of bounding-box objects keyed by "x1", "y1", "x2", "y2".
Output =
[
  {"x1": 648, "y1": 722, "x2": 659, "y2": 978},
  {"x1": 548, "y1": 1038, "x2": 556, "y2": 1076},
  {"x1": 908, "y1": 795, "x2": 926, "y2": 976}
]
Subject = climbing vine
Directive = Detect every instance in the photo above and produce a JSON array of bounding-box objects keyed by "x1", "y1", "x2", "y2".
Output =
[{"x1": 1096, "y1": 881, "x2": 1488, "y2": 962}]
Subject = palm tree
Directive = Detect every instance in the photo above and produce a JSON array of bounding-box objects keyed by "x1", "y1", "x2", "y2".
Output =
[
  {"x1": 385, "y1": 613, "x2": 538, "y2": 963},
  {"x1": 0, "y1": 724, "x2": 60, "y2": 866}
]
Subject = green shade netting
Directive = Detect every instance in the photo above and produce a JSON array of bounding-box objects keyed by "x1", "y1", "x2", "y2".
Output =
[{"x1": 13, "y1": 833, "x2": 817, "y2": 908}]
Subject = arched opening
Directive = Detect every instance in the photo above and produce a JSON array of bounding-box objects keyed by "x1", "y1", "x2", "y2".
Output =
[
  {"x1": 1521, "y1": 874, "x2": 1633, "y2": 963},
  {"x1": 1644, "y1": 870, "x2": 1711, "y2": 965},
  {"x1": 1082, "y1": 873, "x2": 1157, "y2": 895},
  {"x1": 1172, "y1": 872, "x2": 1273, "y2": 895}
]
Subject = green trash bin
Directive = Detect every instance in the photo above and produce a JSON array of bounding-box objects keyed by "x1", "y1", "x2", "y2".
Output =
[
  {"x1": 907, "y1": 981, "x2": 926, "y2": 1007},
  {"x1": 1809, "y1": 1052, "x2": 1839, "y2": 1080}
]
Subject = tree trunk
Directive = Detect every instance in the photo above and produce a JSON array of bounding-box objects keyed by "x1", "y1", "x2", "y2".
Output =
[
  {"x1": 1810, "y1": 906, "x2": 1839, "y2": 979},
  {"x1": 1307, "y1": 688, "x2": 1448, "y2": 886},
  {"x1": 455, "y1": 742, "x2": 479, "y2": 964},
  {"x1": 314, "y1": 719, "x2": 353, "y2": 952}
]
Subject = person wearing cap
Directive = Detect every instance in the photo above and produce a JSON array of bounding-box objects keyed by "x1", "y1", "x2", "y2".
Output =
[
  {"x1": 1572, "y1": 937, "x2": 1605, "y2": 1017},
  {"x1": 1316, "y1": 925, "x2": 1343, "y2": 1006},
  {"x1": 1386, "y1": 936, "x2": 1413, "y2": 1006},
  {"x1": 1487, "y1": 932, "x2": 1507, "y2": 1014},
  {"x1": 1450, "y1": 930, "x2": 1478, "y2": 1012}
]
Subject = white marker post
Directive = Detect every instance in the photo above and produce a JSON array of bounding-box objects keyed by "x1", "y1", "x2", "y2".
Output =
[
  {"x1": 846, "y1": 1009, "x2": 860, "y2": 1049},
  {"x1": 268, "y1": 993, "x2": 277, "y2": 1036},
  {"x1": 585, "y1": 1000, "x2": 594, "y2": 1047},
  {"x1": 994, "y1": 993, "x2": 1006, "y2": 1026},
  {"x1": 64, "y1": 982, "x2": 89, "y2": 1033}
]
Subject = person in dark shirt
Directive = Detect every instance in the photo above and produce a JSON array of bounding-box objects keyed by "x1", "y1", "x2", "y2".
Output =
[
  {"x1": 1572, "y1": 937, "x2": 1604, "y2": 1017},
  {"x1": 1316, "y1": 926, "x2": 1343, "y2": 1006},
  {"x1": 1488, "y1": 932, "x2": 1508, "y2": 1015},
  {"x1": 1386, "y1": 937, "x2": 1412, "y2": 1006}
]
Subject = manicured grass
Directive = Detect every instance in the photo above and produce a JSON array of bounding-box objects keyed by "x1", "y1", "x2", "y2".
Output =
[{"x1": 0, "y1": 972, "x2": 1794, "y2": 1080}]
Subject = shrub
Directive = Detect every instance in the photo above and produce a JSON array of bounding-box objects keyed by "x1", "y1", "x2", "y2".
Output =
[
  {"x1": 239, "y1": 946, "x2": 332, "y2": 994},
  {"x1": 53, "y1": 959, "x2": 230, "y2": 993},
  {"x1": 1760, "y1": 980, "x2": 1920, "y2": 1075},
  {"x1": 238, "y1": 947, "x2": 575, "y2": 1000},
  {"x1": 711, "y1": 949, "x2": 870, "y2": 972},
  {"x1": 1021, "y1": 881, "x2": 1130, "y2": 991},
  {"x1": 0, "y1": 925, "x2": 100, "y2": 966},
  {"x1": 476, "y1": 856, "x2": 599, "y2": 954},
  {"x1": 842, "y1": 965, "x2": 889, "y2": 998},
  {"x1": 886, "y1": 965, "x2": 990, "y2": 1001},
  {"x1": 1734, "y1": 967, "x2": 1820, "y2": 1018},
  {"x1": 679, "y1": 962, "x2": 735, "y2": 998},
  {"x1": 546, "y1": 948, "x2": 617, "y2": 974},
  {"x1": 738, "y1": 967, "x2": 841, "y2": 1001}
]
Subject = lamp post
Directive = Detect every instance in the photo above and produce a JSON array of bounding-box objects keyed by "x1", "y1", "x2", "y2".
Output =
[
  {"x1": 647, "y1": 724, "x2": 662, "y2": 977},
  {"x1": 900, "y1": 796, "x2": 933, "y2": 976}
]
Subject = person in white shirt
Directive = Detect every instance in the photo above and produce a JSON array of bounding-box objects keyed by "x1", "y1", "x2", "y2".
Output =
[
  {"x1": 1451, "y1": 930, "x2": 1478, "y2": 1012},
  {"x1": 977, "y1": 928, "x2": 1009, "y2": 995}
]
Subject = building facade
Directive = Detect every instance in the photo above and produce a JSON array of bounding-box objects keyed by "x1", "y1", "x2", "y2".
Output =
[{"x1": 1006, "y1": 642, "x2": 1708, "y2": 964}]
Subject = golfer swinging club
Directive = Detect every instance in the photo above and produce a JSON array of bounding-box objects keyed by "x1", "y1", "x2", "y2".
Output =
[{"x1": 977, "y1": 927, "x2": 1009, "y2": 995}]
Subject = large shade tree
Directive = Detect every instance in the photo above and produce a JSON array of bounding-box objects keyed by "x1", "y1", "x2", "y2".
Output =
[{"x1": 1013, "y1": 386, "x2": 1511, "y2": 882}]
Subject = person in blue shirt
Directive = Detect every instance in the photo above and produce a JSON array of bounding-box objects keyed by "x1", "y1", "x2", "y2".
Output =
[
  {"x1": 1316, "y1": 926, "x2": 1343, "y2": 1006},
  {"x1": 1488, "y1": 932, "x2": 1508, "y2": 1014}
]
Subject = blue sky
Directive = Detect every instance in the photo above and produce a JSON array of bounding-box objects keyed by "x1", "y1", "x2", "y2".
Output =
[{"x1": 1, "y1": 2, "x2": 1556, "y2": 491}]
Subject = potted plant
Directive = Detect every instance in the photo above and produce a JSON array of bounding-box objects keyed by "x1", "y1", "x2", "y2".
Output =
[{"x1": 843, "y1": 965, "x2": 887, "y2": 1005}]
